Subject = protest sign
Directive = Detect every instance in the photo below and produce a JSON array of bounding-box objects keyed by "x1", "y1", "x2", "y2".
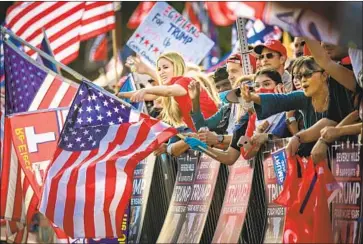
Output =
[
  {"x1": 126, "y1": 2, "x2": 214, "y2": 66},
  {"x1": 262, "y1": 140, "x2": 289, "y2": 243},
  {"x1": 212, "y1": 157, "x2": 254, "y2": 243},
  {"x1": 331, "y1": 139, "x2": 362, "y2": 243},
  {"x1": 128, "y1": 155, "x2": 157, "y2": 243}
]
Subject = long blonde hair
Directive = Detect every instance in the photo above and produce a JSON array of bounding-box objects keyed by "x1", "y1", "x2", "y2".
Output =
[
  {"x1": 157, "y1": 52, "x2": 187, "y2": 127},
  {"x1": 193, "y1": 73, "x2": 220, "y2": 106}
]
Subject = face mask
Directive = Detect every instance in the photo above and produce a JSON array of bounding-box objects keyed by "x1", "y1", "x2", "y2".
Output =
[
  {"x1": 219, "y1": 90, "x2": 230, "y2": 104},
  {"x1": 257, "y1": 87, "x2": 275, "y2": 94}
]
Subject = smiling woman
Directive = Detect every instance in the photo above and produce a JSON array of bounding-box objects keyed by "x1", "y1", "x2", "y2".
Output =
[{"x1": 117, "y1": 52, "x2": 218, "y2": 131}]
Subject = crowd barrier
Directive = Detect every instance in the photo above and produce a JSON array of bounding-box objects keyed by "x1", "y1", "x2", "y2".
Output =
[{"x1": 88, "y1": 136, "x2": 362, "y2": 243}]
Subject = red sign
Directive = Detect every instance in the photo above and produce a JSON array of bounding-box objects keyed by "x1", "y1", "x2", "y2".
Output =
[{"x1": 10, "y1": 109, "x2": 68, "y2": 198}]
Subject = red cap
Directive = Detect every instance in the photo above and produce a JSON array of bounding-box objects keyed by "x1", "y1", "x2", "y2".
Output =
[
  {"x1": 227, "y1": 53, "x2": 257, "y2": 72},
  {"x1": 254, "y1": 40, "x2": 287, "y2": 57}
]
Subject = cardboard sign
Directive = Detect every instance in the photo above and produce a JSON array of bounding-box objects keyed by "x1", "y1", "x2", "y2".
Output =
[{"x1": 126, "y1": 2, "x2": 214, "y2": 66}]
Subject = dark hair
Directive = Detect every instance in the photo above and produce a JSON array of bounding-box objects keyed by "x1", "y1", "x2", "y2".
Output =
[
  {"x1": 254, "y1": 68, "x2": 282, "y2": 85},
  {"x1": 213, "y1": 65, "x2": 229, "y2": 83},
  {"x1": 291, "y1": 56, "x2": 321, "y2": 75}
]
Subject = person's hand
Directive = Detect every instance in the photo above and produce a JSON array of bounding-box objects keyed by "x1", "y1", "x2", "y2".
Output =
[
  {"x1": 198, "y1": 131, "x2": 219, "y2": 146},
  {"x1": 320, "y1": 126, "x2": 341, "y2": 143},
  {"x1": 184, "y1": 137, "x2": 207, "y2": 151},
  {"x1": 154, "y1": 143, "x2": 167, "y2": 156},
  {"x1": 130, "y1": 89, "x2": 147, "y2": 102},
  {"x1": 240, "y1": 83, "x2": 253, "y2": 103},
  {"x1": 274, "y1": 83, "x2": 285, "y2": 94},
  {"x1": 311, "y1": 139, "x2": 329, "y2": 164},
  {"x1": 286, "y1": 110, "x2": 295, "y2": 118},
  {"x1": 125, "y1": 55, "x2": 150, "y2": 75},
  {"x1": 257, "y1": 120, "x2": 270, "y2": 133},
  {"x1": 187, "y1": 80, "x2": 201, "y2": 100},
  {"x1": 250, "y1": 133, "x2": 268, "y2": 147},
  {"x1": 285, "y1": 135, "x2": 301, "y2": 157}
]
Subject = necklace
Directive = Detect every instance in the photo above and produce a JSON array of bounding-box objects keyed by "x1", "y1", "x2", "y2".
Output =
[{"x1": 313, "y1": 93, "x2": 329, "y2": 122}]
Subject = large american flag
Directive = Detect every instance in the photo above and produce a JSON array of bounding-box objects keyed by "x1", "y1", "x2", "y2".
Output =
[
  {"x1": 5, "y1": 2, "x2": 116, "y2": 64},
  {"x1": 0, "y1": 38, "x2": 78, "y2": 242},
  {"x1": 39, "y1": 81, "x2": 177, "y2": 239}
]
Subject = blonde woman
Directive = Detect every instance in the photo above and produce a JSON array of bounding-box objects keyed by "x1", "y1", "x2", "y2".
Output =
[{"x1": 118, "y1": 52, "x2": 218, "y2": 131}]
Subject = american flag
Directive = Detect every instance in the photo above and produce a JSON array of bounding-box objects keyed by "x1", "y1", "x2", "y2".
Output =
[
  {"x1": 4, "y1": 40, "x2": 77, "y2": 115},
  {"x1": 1, "y1": 38, "x2": 78, "y2": 242},
  {"x1": 39, "y1": 81, "x2": 177, "y2": 239},
  {"x1": 5, "y1": 2, "x2": 116, "y2": 64}
]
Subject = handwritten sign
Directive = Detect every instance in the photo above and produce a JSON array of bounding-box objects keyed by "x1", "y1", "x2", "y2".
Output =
[{"x1": 126, "y1": 2, "x2": 214, "y2": 66}]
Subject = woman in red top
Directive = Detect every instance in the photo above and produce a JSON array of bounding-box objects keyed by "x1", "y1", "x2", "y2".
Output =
[{"x1": 118, "y1": 52, "x2": 218, "y2": 131}]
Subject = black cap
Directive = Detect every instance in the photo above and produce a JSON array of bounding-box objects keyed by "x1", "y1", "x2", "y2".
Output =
[{"x1": 213, "y1": 66, "x2": 229, "y2": 83}]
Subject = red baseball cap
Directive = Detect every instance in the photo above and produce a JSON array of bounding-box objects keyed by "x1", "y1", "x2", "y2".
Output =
[
  {"x1": 254, "y1": 40, "x2": 287, "y2": 57},
  {"x1": 227, "y1": 53, "x2": 257, "y2": 72}
]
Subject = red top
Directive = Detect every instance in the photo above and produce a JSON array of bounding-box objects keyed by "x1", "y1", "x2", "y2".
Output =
[{"x1": 168, "y1": 76, "x2": 218, "y2": 131}]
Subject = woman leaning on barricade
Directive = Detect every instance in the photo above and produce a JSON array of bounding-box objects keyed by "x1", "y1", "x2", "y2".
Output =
[
  {"x1": 240, "y1": 54, "x2": 360, "y2": 162},
  {"x1": 117, "y1": 52, "x2": 218, "y2": 132}
]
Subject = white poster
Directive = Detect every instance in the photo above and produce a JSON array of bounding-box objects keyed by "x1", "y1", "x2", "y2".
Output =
[{"x1": 126, "y1": 2, "x2": 215, "y2": 66}]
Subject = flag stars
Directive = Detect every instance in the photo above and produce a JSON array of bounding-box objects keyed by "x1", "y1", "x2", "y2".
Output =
[
  {"x1": 118, "y1": 117, "x2": 123, "y2": 123},
  {"x1": 109, "y1": 121, "x2": 114, "y2": 125},
  {"x1": 79, "y1": 89, "x2": 84, "y2": 95},
  {"x1": 64, "y1": 136, "x2": 69, "y2": 141},
  {"x1": 87, "y1": 95, "x2": 91, "y2": 102},
  {"x1": 106, "y1": 111, "x2": 112, "y2": 117},
  {"x1": 98, "y1": 92, "x2": 104, "y2": 97},
  {"x1": 83, "y1": 130, "x2": 89, "y2": 135},
  {"x1": 76, "y1": 137, "x2": 81, "y2": 142},
  {"x1": 91, "y1": 94, "x2": 97, "y2": 100},
  {"x1": 77, "y1": 118, "x2": 83, "y2": 124},
  {"x1": 114, "y1": 107, "x2": 119, "y2": 113},
  {"x1": 109, "y1": 98, "x2": 114, "y2": 103},
  {"x1": 72, "y1": 131, "x2": 77, "y2": 135},
  {"x1": 95, "y1": 105, "x2": 100, "y2": 111},
  {"x1": 103, "y1": 100, "x2": 109, "y2": 107},
  {"x1": 121, "y1": 104, "x2": 126, "y2": 109},
  {"x1": 67, "y1": 143, "x2": 73, "y2": 148},
  {"x1": 87, "y1": 117, "x2": 93, "y2": 123},
  {"x1": 92, "y1": 141, "x2": 96, "y2": 146},
  {"x1": 97, "y1": 115, "x2": 104, "y2": 121},
  {"x1": 88, "y1": 135, "x2": 93, "y2": 141},
  {"x1": 95, "y1": 129, "x2": 101, "y2": 133},
  {"x1": 86, "y1": 106, "x2": 93, "y2": 113},
  {"x1": 80, "y1": 143, "x2": 85, "y2": 148}
]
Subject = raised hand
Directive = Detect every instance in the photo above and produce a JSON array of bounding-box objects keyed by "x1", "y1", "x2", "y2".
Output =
[
  {"x1": 125, "y1": 55, "x2": 150, "y2": 75},
  {"x1": 187, "y1": 80, "x2": 201, "y2": 100}
]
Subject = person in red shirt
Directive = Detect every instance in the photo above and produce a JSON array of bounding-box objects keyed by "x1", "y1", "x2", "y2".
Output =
[{"x1": 118, "y1": 52, "x2": 218, "y2": 131}]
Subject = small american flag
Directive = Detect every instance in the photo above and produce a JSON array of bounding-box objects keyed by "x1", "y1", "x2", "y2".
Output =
[{"x1": 40, "y1": 81, "x2": 177, "y2": 238}]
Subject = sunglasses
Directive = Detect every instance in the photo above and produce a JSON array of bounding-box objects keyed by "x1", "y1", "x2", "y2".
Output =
[
  {"x1": 257, "y1": 53, "x2": 280, "y2": 60},
  {"x1": 294, "y1": 70, "x2": 324, "y2": 81}
]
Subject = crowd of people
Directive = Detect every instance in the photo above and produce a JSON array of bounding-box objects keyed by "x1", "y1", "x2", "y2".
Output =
[{"x1": 117, "y1": 37, "x2": 363, "y2": 166}]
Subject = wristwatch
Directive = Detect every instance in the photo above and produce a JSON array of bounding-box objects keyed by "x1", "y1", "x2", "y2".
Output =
[
  {"x1": 217, "y1": 134, "x2": 225, "y2": 143},
  {"x1": 285, "y1": 116, "x2": 296, "y2": 125}
]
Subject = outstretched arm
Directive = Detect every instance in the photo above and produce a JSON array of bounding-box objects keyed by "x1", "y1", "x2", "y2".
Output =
[{"x1": 305, "y1": 39, "x2": 356, "y2": 92}]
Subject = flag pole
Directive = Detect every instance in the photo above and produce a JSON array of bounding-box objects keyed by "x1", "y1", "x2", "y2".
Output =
[{"x1": 112, "y1": 29, "x2": 120, "y2": 94}]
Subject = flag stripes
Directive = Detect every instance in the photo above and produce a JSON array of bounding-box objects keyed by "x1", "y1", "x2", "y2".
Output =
[{"x1": 5, "y1": 2, "x2": 115, "y2": 64}]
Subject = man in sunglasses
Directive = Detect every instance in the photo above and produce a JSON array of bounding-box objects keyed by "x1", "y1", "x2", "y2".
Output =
[{"x1": 253, "y1": 40, "x2": 293, "y2": 93}]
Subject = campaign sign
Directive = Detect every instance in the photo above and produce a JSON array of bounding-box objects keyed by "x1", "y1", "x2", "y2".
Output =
[
  {"x1": 126, "y1": 2, "x2": 214, "y2": 66},
  {"x1": 331, "y1": 139, "x2": 362, "y2": 243},
  {"x1": 157, "y1": 150, "x2": 199, "y2": 243},
  {"x1": 262, "y1": 140, "x2": 289, "y2": 243},
  {"x1": 9, "y1": 108, "x2": 68, "y2": 198},
  {"x1": 271, "y1": 148, "x2": 287, "y2": 186},
  {"x1": 176, "y1": 153, "x2": 220, "y2": 243},
  {"x1": 212, "y1": 157, "x2": 254, "y2": 243},
  {"x1": 128, "y1": 155, "x2": 156, "y2": 243}
]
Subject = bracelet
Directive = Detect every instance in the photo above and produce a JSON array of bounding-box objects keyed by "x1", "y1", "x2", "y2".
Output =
[
  {"x1": 166, "y1": 144, "x2": 173, "y2": 155},
  {"x1": 294, "y1": 134, "x2": 302, "y2": 144}
]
